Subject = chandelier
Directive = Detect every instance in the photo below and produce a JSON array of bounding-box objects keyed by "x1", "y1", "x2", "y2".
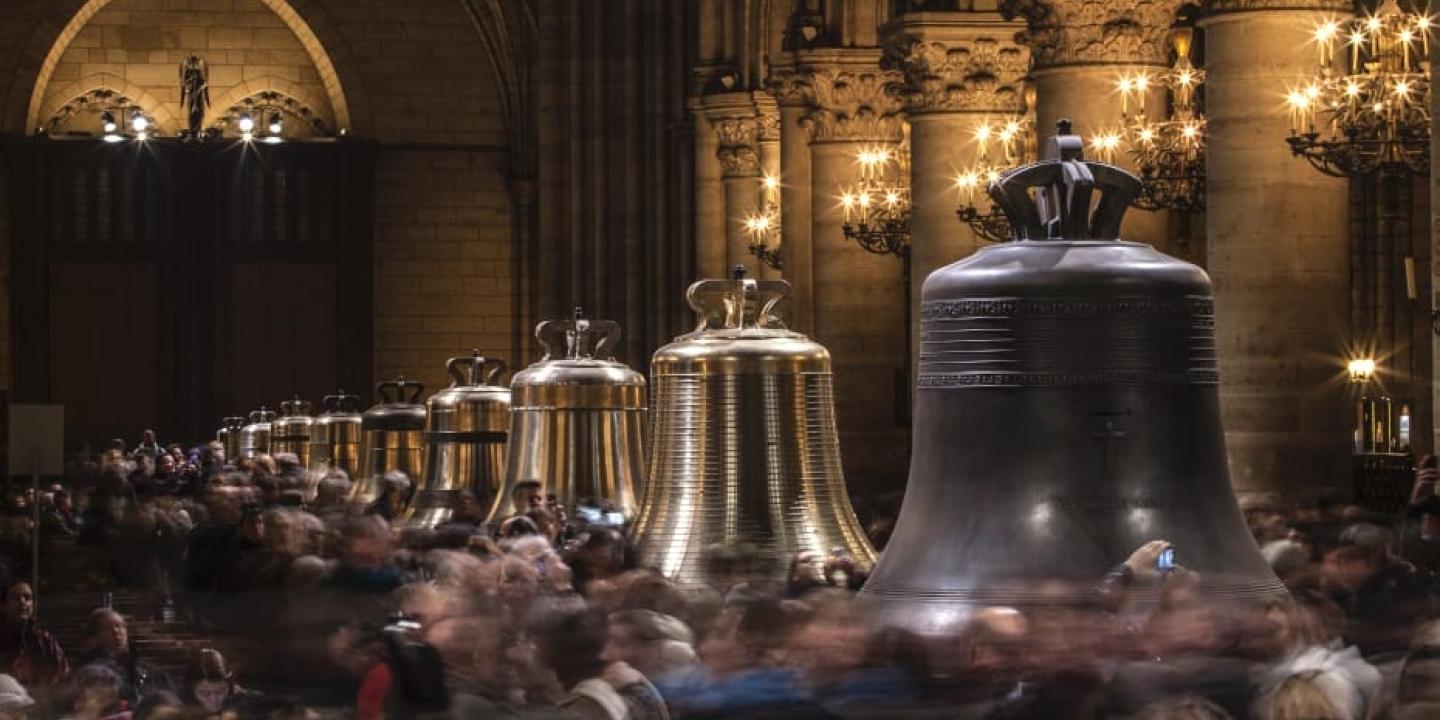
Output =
[
  {"x1": 1285, "y1": 0, "x2": 1431, "y2": 178},
  {"x1": 954, "y1": 115, "x2": 1035, "y2": 243},
  {"x1": 1108, "y1": 27, "x2": 1207, "y2": 212},
  {"x1": 841, "y1": 140, "x2": 911, "y2": 258},
  {"x1": 743, "y1": 174, "x2": 783, "y2": 270}
]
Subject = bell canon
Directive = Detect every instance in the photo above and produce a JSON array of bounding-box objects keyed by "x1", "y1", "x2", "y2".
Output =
[
  {"x1": 271, "y1": 397, "x2": 315, "y2": 468},
  {"x1": 859, "y1": 122, "x2": 1284, "y2": 634},
  {"x1": 238, "y1": 408, "x2": 275, "y2": 460},
  {"x1": 351, "y1": 377, "x2": 427, "y2": 506},
  {"x1": 309, "y1": 390, "x2": 364, "y2": 480},
  {"x1": 216, "y1": 416, "x2": 245, "y2": 464},
  {"x1": 633, "y1": 268, "x2": 876, "y2": 587},
  {"x1": 403, "y1": 350, "x2": 512, "y2": 527},
  {"x1": 487, "y1": 309, "x2": 646, "y2": 524}
]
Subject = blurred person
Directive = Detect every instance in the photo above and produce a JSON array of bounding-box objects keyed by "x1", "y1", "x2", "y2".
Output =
[
  {"x1": 185, "y1": 649, "x2": 256, "y2": 717},
  {"x1": 1409, "y1": 454, "x2": 1440, "y2": 505},
  {"x1": 75, "y1": 609, "x2": 171, "y2": 703},
  {"x1": 1396, "y1": 622, "x2": 1440, "y2": 706},
  {"x1": 53, "y1": 663, "x2": 124, "y2": 720},
  {"x1": 525, "y1": 507, "x2": 561, "y2": 546},
  {"x1": 1252, "y1": 645, "x2": 1381, "y2": 720},
  {"x1": 0, "y1": 582, "x2": 68, "y2": 687},
  {"x1": 310, "y1": 472, "x2": 352, "y2": 525},
  {"x1": 421, "y1": 615, "x2": 553, "y2": 718},
  {"x1": 365, "y1": 472, "x2": 411, "y2": 522},
  {"x1": 789, "y1": 592, "x2": 921, "y2": 714},
  {"x1": 510, "y1": 480, "x2": 544, "y2": 516},
  {"x1": 41, "y1": 490, "x2": 79, "y2": 537},
  {"x1": 569, "y1": 528, "x2": 634, "y2": 596},
  {"x1": 603, "y1": 610, "x2": 697, "y2": 681},
  {"x1": 1262, "y1": 539, "x2": 1316, "y2": 585},
  {"x1": 784, "y1": 552, "x2": 827, "y2": 599},
  {"x1": 1131, "y1": 694, "x2": 1232, "y2": 720},
  {"x1": 1401, "y1": 495, "x2": 1440, "y2": 576},
  {"x1": 0, "y1": 674, "x2": 33, "y2": 720},
  {"x1": 539, "y1": 608, "x2": 668, "y2": 720},
  {"x1": 499, "y1": 516, "x2": 540, "y2": 540},
  {"x1": 133, "y1": 430, "x2": 163, "y2": 460},
  {"x1": 1323, "y1": 530, "x2": 1429, "y2": 656},
  {"x1": 1241, "y1": 494, "x2": 1292, "y2": 545},
  {"x1": 133, "y1": 689, "x2": 185, "y2": 720}
]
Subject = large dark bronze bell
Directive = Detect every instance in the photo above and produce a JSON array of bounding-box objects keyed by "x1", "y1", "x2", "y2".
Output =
[{"x1": 860, "y1": 122, "x2": 1284, "y2": 634}]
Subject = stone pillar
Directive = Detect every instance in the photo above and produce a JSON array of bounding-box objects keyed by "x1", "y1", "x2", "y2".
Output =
[
  {"x1": 1002, "y1": 0, "x2": 1180, "y2": 249},
  {"x1": 1433, "y1": 37, "x2": 1440, "y2": 456},
  {"x1": 796, "y1": 48, "x2": 910, "y2": 490},
  {"x1": 757, "y1": 97, "x2": 783, "y2": 281},
  {"x1": 692, "y1": 102, "x2": 727, "y2": 280},
  {"x1": 706, "y1": 93, "x2": 764, "y2": 278},
  {"x1": 883, "y1": 13, "x2": 1030, "y2": 379},
  {"x1": 1199, "y1": 0, "x2": 1352, "y2": 494},
  {"x1": 767, "y1": 60, "x2": 816, "y2": 332}
]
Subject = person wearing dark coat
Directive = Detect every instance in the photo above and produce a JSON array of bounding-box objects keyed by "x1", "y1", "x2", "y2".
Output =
[{"x1": 0, "y1": 582, "x2": 68, "y2": 687}]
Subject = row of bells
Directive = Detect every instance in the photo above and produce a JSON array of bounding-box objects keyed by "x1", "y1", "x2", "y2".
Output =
[{"x1": 211, "y1": 125, "x2": 1285, "y2": 633}]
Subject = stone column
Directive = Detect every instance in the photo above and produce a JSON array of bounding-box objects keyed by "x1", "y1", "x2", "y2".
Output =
[
  {"x1": 883, "y1": 13, "x2": 1030, "y2": 378},
  {"x1": 1199, "y1": 0, "x2": 1352, "y2": 494},
  {"x1": 1002, "y1": 0, "x2": 1181, "y2": 249},
  {"x1": 796, "y1": 48, "x2": 910, "y2": 490},
  {"x1": 706, "y1": 92, "x2": 764, "y2": 278},
  {"x1": 767, "y1": 59, "x2": 816, "y2": 331},
  {"x1": 691, "y1": 101, "x2": 727, "y2": 280},
  {"x1": 756, "y1": 96, "x2": 783, "y2": 281}
]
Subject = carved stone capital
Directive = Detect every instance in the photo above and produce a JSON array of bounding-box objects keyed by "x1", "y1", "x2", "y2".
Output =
[
  {"x1": 1204, "y1": 0, "x2": 1351, "y2": 13},
  {"x1": 791, "y1": 50, "x2": 905, "y2": 143},
  {"x1": 765, "y1": 60, "x2": 812, "y2": 107},
  {"x1": 712, "y1": 116, "x2": 763, "y2": 178},
  {"x1": 758, "y1": 111, "x2": 781, "y2": 142},
  {"x1": 1001, "y1": 0, "x2": 1186, "y2": 68},
  {"x1": 884, "y1": 35, "x2": 1030, "y2": 114}
]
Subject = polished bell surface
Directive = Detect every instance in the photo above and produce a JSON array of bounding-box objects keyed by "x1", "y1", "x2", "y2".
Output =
[
  {"x1": 859, "y1": 124, "x2": 1284, "y2": 634},
  {"x1": 633, "y1": 271, "x2": 876, "y2": 587},
  {"x1": 271, "y1": 397, "x2": 315, "y2": 468},
  {"x1": 309, "y1": 390, "x2": 364, "y2": 479},
  {"x1": 403, "y1": 351, "x2": 512, "y2": 527},
  {"x1": 487, "y1": 310, "x2": 646, "y2": 523},
  {"x1": 216, "y1": 416, "x2": 245, "y2": 464},
  {"x1": 238, "y1": 408, "x2": 276, "y2": 460},
  {"x1": 351, "y1": 378, "x2": 427, "y2": 505}
]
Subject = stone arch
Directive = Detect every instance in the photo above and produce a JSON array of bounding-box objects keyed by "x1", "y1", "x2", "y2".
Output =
[
  {"x1": 20, "y1": 0, "x2": 364, "y2": 133},
  {"x1": 39, "y1": 73, "x2": 181, "y2": 133},
  {"x1": 203, "y1": 76, "x2": 333, "y2": 134}
]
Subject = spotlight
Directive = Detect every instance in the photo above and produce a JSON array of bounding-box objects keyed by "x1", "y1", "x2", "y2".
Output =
[
  {"x1": 130, "y1": 111, "x2": 148, "y2": 133},
  {"x1": 267, "y1": 112, "x2": 283, "y2": 135},
  {"x1": 237, "y1": 114, "x2": 255, "y2": 134},
  {"x1": 101, "y1": 111, "x2": 117, "y2": 134},
  {"x1": 1347, "y1": 357, "x2": 1377, "y2": 383},
  {"x1": 102, "y1": 133, "x2": 124, "y2": 143}
]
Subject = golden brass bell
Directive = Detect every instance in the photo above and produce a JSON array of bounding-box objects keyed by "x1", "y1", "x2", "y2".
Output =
[
  {"x1": 271, "y1": 397, "x2": 315, "y2": 468},
  {"x1": 402, "y1": 351, "x2": 511, "y2": 527},
  {"x1": 633, "y1": 270, "x2": 876, "y2": 586},
  {"x1": 309, "y1": 390, "x2": 364, "y2": 480},
  {"x1": 238, "y1": 408, "x2": 275, "y2": 459},
  {"x1": 216, "y1": 416, "x2": 245, "y2": 465},
  {"x1": 350, "y1": 378, "x2": 427, "y2": 505},
  {"x1": 487, "y1": 310, "x2": 647, "y2": 523}
]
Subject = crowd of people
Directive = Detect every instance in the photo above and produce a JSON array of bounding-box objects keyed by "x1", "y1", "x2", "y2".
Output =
[{"x1": 0, "y1": 433, "x2": 1439, "y2": 718}]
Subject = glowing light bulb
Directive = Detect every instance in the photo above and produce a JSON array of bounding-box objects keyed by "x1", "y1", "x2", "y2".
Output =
[
  {"x1": 238, "y1": 115, "x2": 255, "y2": 134},
  {"x1": 267, "y1": 112, "x2": 283, "y2": 135},
  {"x1": 763, "y1": 175, "x2": 779, "y2": 190},
  {"x1": 130, "y1": 112, "x2": 148, "y2": 132},
  {"x1": 101, "y1": 111, "x2": 117, "y2": 134}
]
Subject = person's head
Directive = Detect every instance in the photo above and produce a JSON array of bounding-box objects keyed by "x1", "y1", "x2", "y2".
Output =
[
  {"x1": 1133, "y1": 695, "x2": 1232, "y2": 720},
  {"x1": 186, "y1": 648, "x2": 235, "y2": 713},
  {"x1": 142, "y1": 429, "x2": 156, "y2": 445},
  {"x1": 524, "y1": 508, "x2": 559, "y2": 543},
  {"x1": 576, "y1": 527, "x2": 628, "y2": 578},
  {"x1": 315, "y1": 473, "x2": 351, "y2": 507},
  {"x1": 238, "y1": 505, "x2": 265, "y2": 543},
  {"x1": 1254, "y1": 647, "x2": 1381, "y2": 720},
  {"x1": 603, "y1": 609, "x2": 696, "y2": 678},
  {"x1": 539, "y1": 608, "x2": 609, "y2": 689},
  {"x1": 0, "y1": 674, "x2": 33, "y2": 720},
  {"x1": 425, "y1": 616, "x2": 530, "y2": 691},
  {"x1": 958, "y1": 606, "x2": 1030, "y2": 675},
  {"x1": 498, "y1": 515, "x2": 538, "y2": 540},
  {"x1": 495, "y1": 555, "x2": 540, "y2": 607},
  {"x1": 157, "y1": 454, "x2": 175, "y2": 474},
  {"x1": 86, "y1": 608, "x2": 128, "y2": 654},
  {"x1": 3, "y1": 583, "x2": 34, "y2": 623},
  {"x1": 65, "y1": 664, "x2": 123, "y2": 716},
  {"x1": 134, "y1": 689, "x2": 185, "y2": 720},
  {"x1": 787, "y1": 551, "x2": 826, "y2": 590},
  {"x1": 1323, "y1": 545, "x2": 1384, "y2": 593},
  {"x1": 511, "y1": 480, "x2": 543, "y2": 512},
  {"x1": 699, "y1": 596, "x2": 802, "y2": 677},
  {"x1": 339, "y1": 515, "x2": 394, "y2": 568},
  {"x1": 1254, "y1": 670, "x2": 1348, "y2": 720},
  {"x1": 1262, "y1": 539, "x2": 1314, "y2": 581}
]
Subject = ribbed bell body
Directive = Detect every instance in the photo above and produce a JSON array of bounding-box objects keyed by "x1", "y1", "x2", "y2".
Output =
[
  {"x1": 633, "y1": 273, "x2": 875, "y2": 587},
  {"x1": 216, "y1": 416, "x2": 245, "y2": 464},
  {"x1": 271, "y1": 398, "x2": 315, "y2": 467},
  {"x1": 404, "y1": 352, "x2": 512, "y2": 527},
  {"x1": 487, "y1": 312, "x2": 646, "y2": 523},
  {"x1": 859, "y1": 126, "x2": 1283, "y2": 634},
  {"x1": 351, "y1": 378, "x2": 427, "y2": 504},
  {"x1": 309, "y1": 391, "x2": 364, "y2": 479},
  {"x1": 238, "y1": 409, "x2": 275, "y2": 459}
]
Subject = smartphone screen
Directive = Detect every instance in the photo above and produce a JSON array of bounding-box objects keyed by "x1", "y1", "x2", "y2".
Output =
[{"x1": 1157, "y1": 547, "x2": 1176, "y2": 571}]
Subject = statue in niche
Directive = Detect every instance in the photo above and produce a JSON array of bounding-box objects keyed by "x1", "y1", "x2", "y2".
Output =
[{"x1": 179, "y1": 55, "x2": 209, "y2": 139}]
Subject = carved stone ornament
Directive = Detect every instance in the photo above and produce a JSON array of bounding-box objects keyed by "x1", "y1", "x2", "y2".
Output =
[
  {"x1": 885, "y1": 36, "x2": 1030, "y2": 113},
  {"x1": 765, "y1": 62, "x2": 812, "y2": 107},
  {"x1": 1204, "y1": 0, "x2": 1352, "y2": 12},
  {"x1": 1000, "y1": 0, "x2": 1186, "y2": 68},
  {"x1": 798, "y1": 66, "x2": 905, "y2": 143},
  {"x1": 758, "y1": 111, "x2": 781, "y2": 142},
  {"x1": 713, "y1": 116, "x2": 763, "y2": 177}
]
